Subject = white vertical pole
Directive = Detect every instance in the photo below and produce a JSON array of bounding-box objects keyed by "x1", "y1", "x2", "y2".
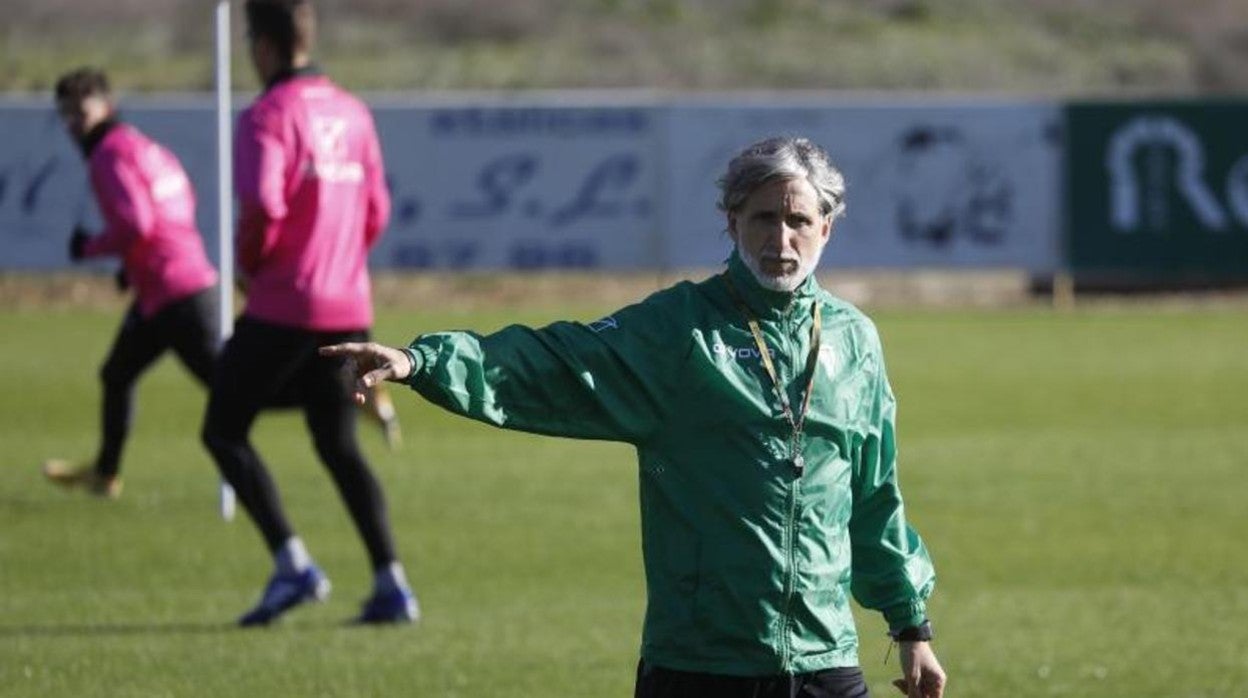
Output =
[{"x1": 215, "y1": 0, "x2": 237, "y2": 522}]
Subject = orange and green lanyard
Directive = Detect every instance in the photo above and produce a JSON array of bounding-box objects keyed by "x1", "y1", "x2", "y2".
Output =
[{"x1": 721, "y1": 273, "x2": 822, "y2": 474}]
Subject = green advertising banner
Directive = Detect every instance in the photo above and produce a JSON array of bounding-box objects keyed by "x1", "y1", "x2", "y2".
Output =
[{"x1": 1067, "y1": 101, "x2": 1248, "y2": 280}]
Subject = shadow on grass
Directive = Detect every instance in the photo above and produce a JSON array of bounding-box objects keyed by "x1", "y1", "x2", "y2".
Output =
[{"x1": 0, "y1": 619, "x2": 350, "y2": 638}]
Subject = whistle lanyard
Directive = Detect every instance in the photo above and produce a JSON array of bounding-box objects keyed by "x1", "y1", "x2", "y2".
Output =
[{"x1": 721, "y1": 273, "x2": 822, "y2": 472}]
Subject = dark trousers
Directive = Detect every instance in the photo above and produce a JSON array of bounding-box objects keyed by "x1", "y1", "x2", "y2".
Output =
[
  {"x1": 96, "y1": 288, "x2": 218, "y2": 478},
  {"x1": 200, "y1": 316, "x2": 397, "y2": 570},
  {"x1": 634, "y1": 660, "x2": 870, "y2": 698}
]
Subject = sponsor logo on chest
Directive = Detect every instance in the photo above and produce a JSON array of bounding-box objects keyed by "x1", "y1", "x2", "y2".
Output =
[
  {"x1": 712, "y1": 342, "x2": 772, "y2": 361},
  {"x1": 713, "y1": 340, "x2": 839, "y2": 375}
]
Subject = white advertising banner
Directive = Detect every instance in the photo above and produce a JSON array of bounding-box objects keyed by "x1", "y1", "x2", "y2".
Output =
[
  {"x1": 663, "y1": 101, "x2": 1062, "y2": 271},
  {"x1": 370, "y1": 103, "x2": 662, "y2": 270},
  {"x1": 0, "y1": 96, "x2": 1061, "y2": 272}
]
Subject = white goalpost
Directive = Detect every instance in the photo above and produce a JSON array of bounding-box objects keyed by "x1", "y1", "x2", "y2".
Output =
[{"x1": 215, "y1": 0, "x2": 237, "y2": 521}]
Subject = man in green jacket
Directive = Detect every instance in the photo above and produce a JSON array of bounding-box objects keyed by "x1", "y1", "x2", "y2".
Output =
[{"x1": 322, "y1": 136, "x2": 946, "y2": 698}]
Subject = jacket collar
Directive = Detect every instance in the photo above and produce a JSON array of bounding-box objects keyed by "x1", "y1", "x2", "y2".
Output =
[
  {"x1": 723, "y1": 249, "x2": 820, "y2": 320},
  {"x1": 80, "y1": 118, "x2": 120, "y2": 158},
  {"x1": 265, "y1": 63, "x2": 323, "y2": 92}
]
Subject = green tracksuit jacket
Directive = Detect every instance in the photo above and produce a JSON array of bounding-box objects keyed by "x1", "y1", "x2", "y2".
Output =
[{"x1": 403, "y1": 251, "x2": 935, "y2": 676}]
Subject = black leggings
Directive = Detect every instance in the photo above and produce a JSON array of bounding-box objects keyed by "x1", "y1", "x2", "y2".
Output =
[
  {"x1": 634, "y1": 660, "x2": 870, "y2": 698},
  {"x1": 200, "y1": 316, "x2": 397, "y2": 570},
  {"x1": 96, "y1": 288, "x2": 218, "y2": 478}
]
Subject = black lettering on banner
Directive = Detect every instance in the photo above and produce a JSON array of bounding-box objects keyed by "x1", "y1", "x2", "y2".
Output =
[
  {"x1": 0, "y1": 154, "x2": 68, "y2": 238},
  {"x1": 448, "y1": 153, "x2": 538, "y2": 218},
  {"x1": 384, "y1": 174, "x2": 424, "y2": 228},
  {"x1": 443, "y1": 151, "x2": 647, "y2": 228},
  {"x1": 550, "y1": 153, "x2": 640, "y2": 228},
  {"x1": 21, "y1": 157, "x2": 58, "y2": 215},
  {"x1": 509, "y1": 241, "x2": 598, "y2": 269},
  {"x1": 391, "y1": 241, "x2": 479, "y2": 269}
]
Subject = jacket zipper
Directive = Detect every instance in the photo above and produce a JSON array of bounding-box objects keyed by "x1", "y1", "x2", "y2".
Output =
[
  {"x1": 779, "y1": 473, "x2": 800, "y2": 672},
  {"x1": 777, "y1": 295, "x2": 801, "y2": 673}
]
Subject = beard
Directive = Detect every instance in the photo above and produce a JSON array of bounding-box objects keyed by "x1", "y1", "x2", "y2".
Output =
[{"x1": 739, "y1": 244, "x2": 826, "y2": 293}]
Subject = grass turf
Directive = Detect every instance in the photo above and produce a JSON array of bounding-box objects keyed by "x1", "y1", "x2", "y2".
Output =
[{"x1": 1, "y1": 302, "x2": 1246, "y2": 696}]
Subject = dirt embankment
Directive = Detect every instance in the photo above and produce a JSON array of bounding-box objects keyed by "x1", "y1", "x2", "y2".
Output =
[
  {"x1": 0, "y1": 269, "x2": 1036, "y2": 313},
  {"x1": 5, "y1": 271, "x2": 1245, "y2": 314}
]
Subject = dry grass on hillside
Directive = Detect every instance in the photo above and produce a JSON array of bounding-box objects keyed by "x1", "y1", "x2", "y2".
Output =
[{"x1": 3, "y1": 0, "x2": 1246, "y2": 93}]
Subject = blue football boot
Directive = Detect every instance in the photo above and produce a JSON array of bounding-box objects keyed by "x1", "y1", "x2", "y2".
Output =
[
  {"x1": 238, "y1": 565, "x2": 331, "y2": 627},
  {"x1": 355, "y1": 586, "x2": 420, "y2": 625}
]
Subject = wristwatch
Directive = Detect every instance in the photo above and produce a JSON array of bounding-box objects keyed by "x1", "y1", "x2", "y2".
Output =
[{"x1": 890, "y1": 620, "x2": 933, "y2": 642}]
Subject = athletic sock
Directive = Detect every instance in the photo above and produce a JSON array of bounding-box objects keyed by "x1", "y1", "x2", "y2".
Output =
[
  {"x1": 275, "y1": 537, "x2": 312, "y2": 576},
  {"x1": 373, "y1": 561, "x2": 410, "y2": 595}
]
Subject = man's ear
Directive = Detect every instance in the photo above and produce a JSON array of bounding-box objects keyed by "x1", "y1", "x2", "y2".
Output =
[
  {"x1": 726, "y1": 211, "x2": 740, "y2": 244},
  {"x1": 820, "y1": 215, "x2": 833, "y2": 243}
]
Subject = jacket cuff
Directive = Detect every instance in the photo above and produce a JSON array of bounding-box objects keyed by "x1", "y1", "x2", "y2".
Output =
[
  {"x1": 883, "y1": 600, "x2": 927, "y2": 634},
  {"x1": 402, "y1": 341, "x2": 434, "y2": 385}
]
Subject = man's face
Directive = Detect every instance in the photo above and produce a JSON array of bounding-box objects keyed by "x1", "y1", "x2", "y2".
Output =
[
  {"x1": 56, "y1": 94, "x2": 112, "y2": 142},
  {"x1": 728, "y1": 177, "x2": 832, "y2": 292}
]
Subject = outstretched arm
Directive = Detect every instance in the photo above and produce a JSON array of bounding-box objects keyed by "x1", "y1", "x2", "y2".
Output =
[{"x1": 324, "y1": 293, "x2": 689, "y2": 445}]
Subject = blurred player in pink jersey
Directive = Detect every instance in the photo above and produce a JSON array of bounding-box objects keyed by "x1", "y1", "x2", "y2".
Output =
[
  {"x1": 43, "y1": 67, "x2": 219, "y2": 499},
  {"x1": 200, "y1": 0, "x2": 417, "y2": 626}
]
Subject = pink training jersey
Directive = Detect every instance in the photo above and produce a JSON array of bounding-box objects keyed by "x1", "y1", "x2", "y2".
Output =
[
  {"x1": 234, "y1": 72, "x2": 390, "y2": 331},
  {"x1": 83, "y1": 124, "x2": 218, "y2": 318}
]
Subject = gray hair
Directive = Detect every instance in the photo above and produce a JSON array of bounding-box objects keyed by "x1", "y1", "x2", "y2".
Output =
[{"x1": 716, "y1": 136, "x2": 846, "y2": 221}]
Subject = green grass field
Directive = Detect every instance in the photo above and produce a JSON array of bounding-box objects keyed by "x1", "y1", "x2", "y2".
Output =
[{"x1": 2, "y1": 300, "x2": 1247, "y2": 697}]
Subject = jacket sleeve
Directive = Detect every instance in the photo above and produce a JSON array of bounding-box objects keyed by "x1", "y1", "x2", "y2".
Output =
[
  {"x1": 83, "y1": 152, "x2": 153, "y2": 258},
  {"x1": 361, "y1": 111, "x2": 389, "y2": 249},
  {"x1": 234, "y1": 105, "x2": 287, "y2": 274},
  {"x1": 847, "y1": 327, "x2": 936, "y2": 634},
  {"x1": 403, "y1": 295, "x2": 686, "y2": 445}
]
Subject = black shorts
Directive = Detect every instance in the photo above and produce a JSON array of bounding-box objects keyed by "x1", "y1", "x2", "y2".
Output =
[
  {"x1": 634, "y1": 660, "x2": 869, "y2": 698},
  {"x1": 211, "y1": 315, "x2": 366, "y2": 414},
  {"x1": 101, "y1": 287, "x2": 218, "y2": 389}
]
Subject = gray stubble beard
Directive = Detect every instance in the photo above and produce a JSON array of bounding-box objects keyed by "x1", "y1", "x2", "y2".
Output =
[{"x1": 738, "y1": 242, "x2": 828, "y2": 293}]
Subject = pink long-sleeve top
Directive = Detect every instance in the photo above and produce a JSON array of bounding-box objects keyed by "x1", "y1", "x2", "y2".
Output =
[
  {"x1": 234, "y1": 72, "x2": 390, "y2": 331},
  {"x1": 83, "y1": 123, "x2": 218, "y2": 318}
]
